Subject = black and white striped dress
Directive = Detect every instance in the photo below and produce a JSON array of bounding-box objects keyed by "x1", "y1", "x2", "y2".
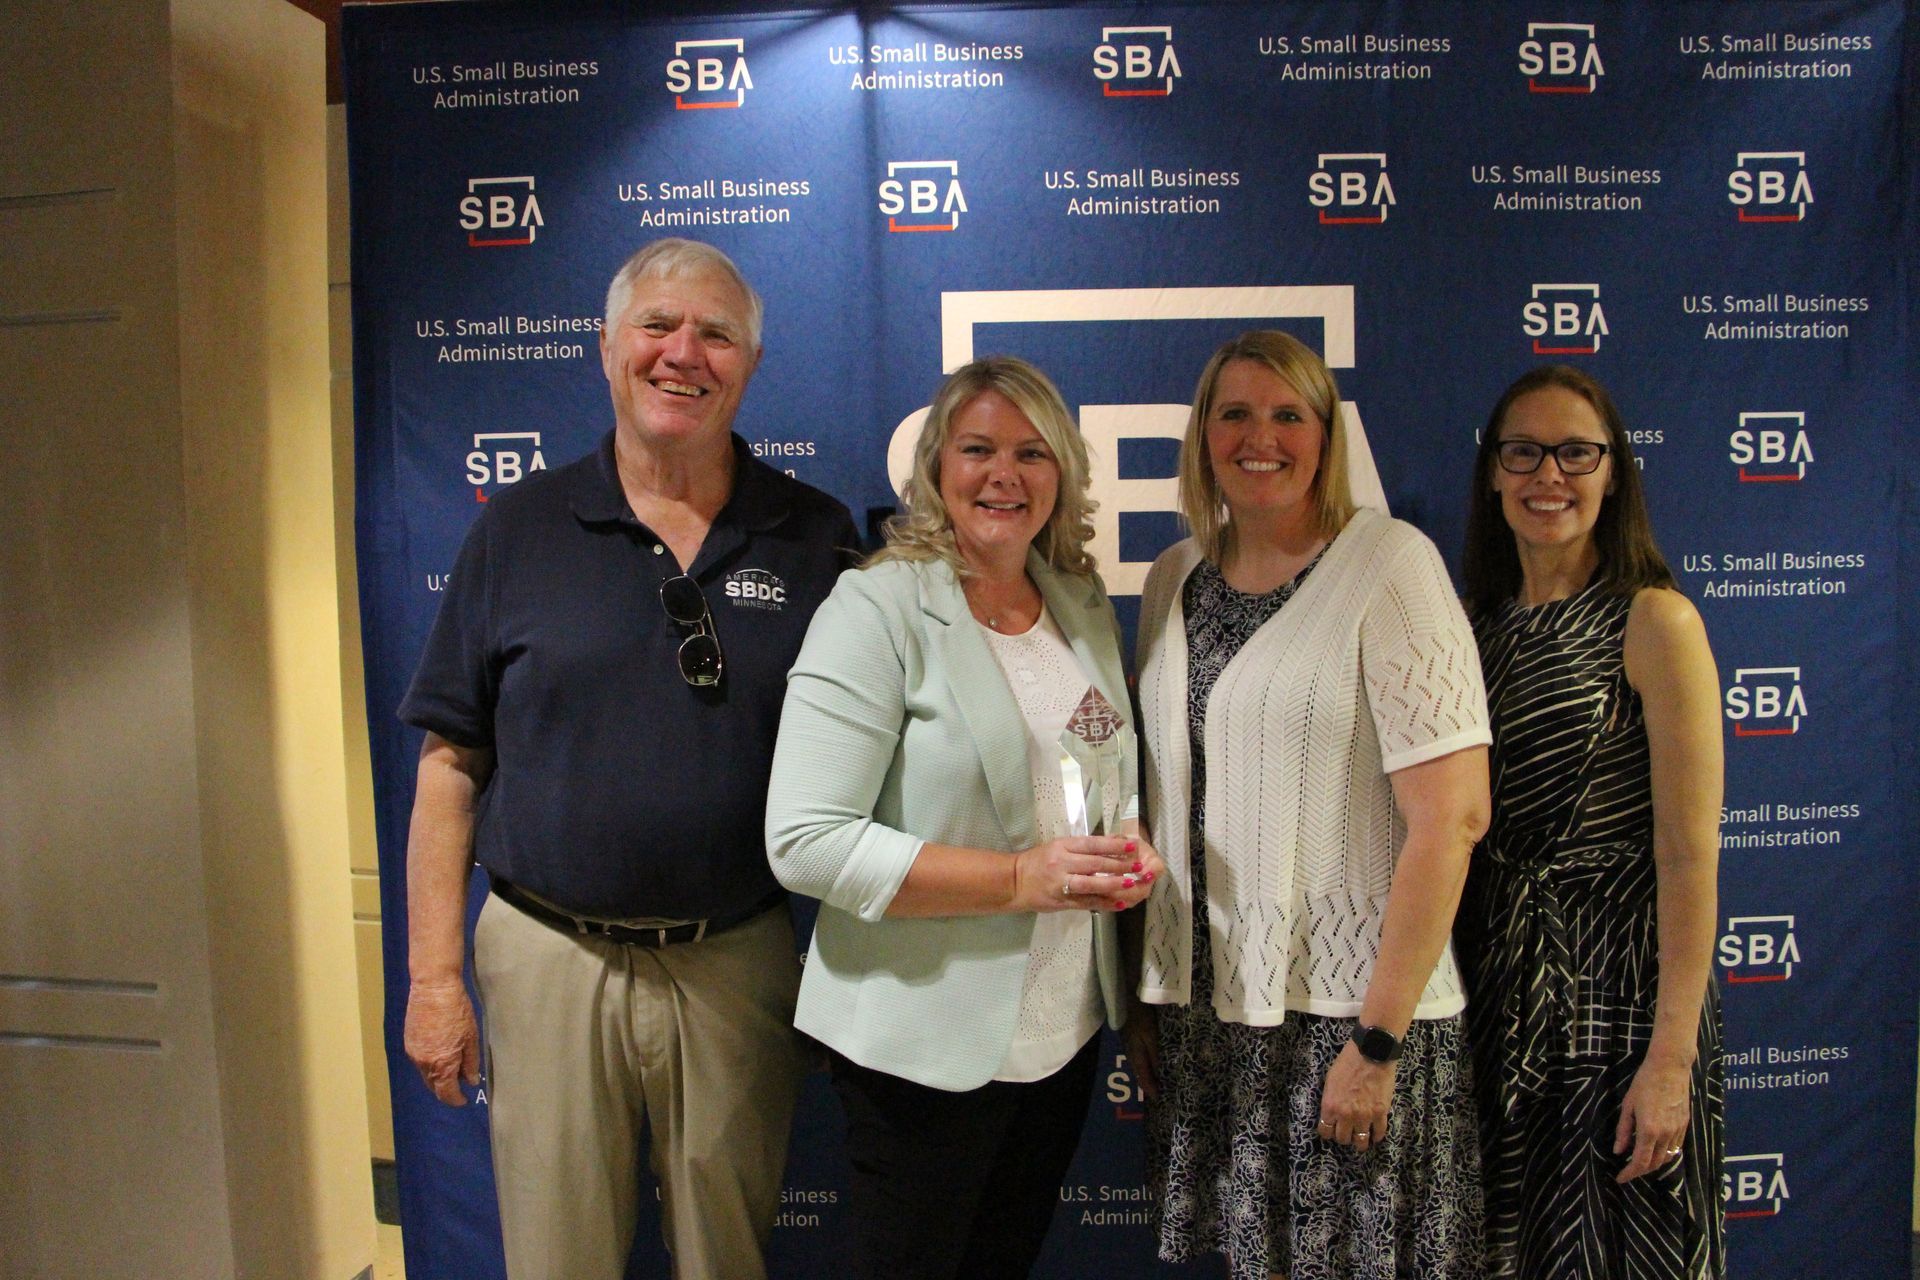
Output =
[{"x1": 1455, "y1": 583, "x2": 1725, "y2": 1280}]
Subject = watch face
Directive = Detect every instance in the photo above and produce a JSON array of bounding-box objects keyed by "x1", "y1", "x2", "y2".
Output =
[{"x1": 1355, "y1": 1025, "x2": 1401, "y2": 1062}]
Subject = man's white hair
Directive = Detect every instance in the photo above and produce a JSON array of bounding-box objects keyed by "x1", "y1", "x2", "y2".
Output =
[{"x1": 603, "y1": 238, "x2": 764, "y2": 351}]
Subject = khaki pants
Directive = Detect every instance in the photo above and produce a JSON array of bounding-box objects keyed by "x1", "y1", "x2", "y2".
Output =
[{"x1": 473, "y1": 892, "x2": 808, "y2": 1280}]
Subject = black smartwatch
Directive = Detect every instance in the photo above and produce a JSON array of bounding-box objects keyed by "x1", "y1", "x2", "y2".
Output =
[{"x1": 1351, "y1": 1023, "x2": 1403, "y2": 1064}]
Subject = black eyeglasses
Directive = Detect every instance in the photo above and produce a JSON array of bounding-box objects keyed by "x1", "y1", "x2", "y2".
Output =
[
  {"x1": 1496, "y1": 440, "x2": 1610, "y2": 476},
  {"x1": 660, "y1": 575, "x2": 723, "y2": 687}
]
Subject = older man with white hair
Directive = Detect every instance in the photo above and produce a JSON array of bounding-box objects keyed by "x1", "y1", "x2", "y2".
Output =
[{"x1": 400, "y1": 238, "x2": 857, "y2": 1279}]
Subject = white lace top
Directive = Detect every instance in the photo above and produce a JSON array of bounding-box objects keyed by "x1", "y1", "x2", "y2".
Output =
[
  {"x1": 980, "y1": 605, "x2": 1107, "y2": 1081},
  {"x1": 1134, "y1": 510, "x2": 1492, "y2": 1025}
]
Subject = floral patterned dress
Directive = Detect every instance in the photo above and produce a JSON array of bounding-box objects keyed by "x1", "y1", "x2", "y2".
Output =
[{"x1": 1149, "y1": 557, "x2": 1485, "y2": 1280}]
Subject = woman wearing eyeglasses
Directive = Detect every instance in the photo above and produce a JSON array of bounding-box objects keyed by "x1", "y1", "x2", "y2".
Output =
[
  {"x1": 765, "y1": 356, "x2": 1164, "y2": 1280},
  {"x1": 1454, "y1": 366, "x2": 1725, "y2": 1279}
]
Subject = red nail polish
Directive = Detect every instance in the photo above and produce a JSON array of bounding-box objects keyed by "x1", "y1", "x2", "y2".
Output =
[
  {"x1": 1121, "y1": 877, "x2": 1136, "y2": 889},
  {"x1": 1143, "y1": 870, "x2": 1156, "y2": 883},
  {"x1": 1131, "y1": 861, "x2": 1143, "y2": 873},
  {"x1": 1124, "y1": 840, "x2": 1137, "y2": 853}
]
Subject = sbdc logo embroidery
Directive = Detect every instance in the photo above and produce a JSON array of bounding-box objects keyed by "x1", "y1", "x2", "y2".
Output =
[
  {"x1": 666, "y1": 37, "x2": 752, "y2": 109},
  {"x1": 877, "y1": 161, "x2": 967, "y2": 232},
  {"x1": 1309, "y1": 154, "x2": 1395, "y2": 225},
  {"x1": 1518, "y1": 22, "x2": 1603, "y2": 93},
  {"x1": 459, "y1": 177, "x2": 543, "y2": 247},
  {"x1": 1093, "y1": 25, "x2": 1181, "y2": 97},
  {"x1": 723, "y1": 569, "x2": 787, "y2": 610},
  {"x1": 1728, "y1": 151, "x2": 1812, "y2": 223}
]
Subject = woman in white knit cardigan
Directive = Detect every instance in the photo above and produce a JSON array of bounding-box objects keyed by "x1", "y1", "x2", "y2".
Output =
[{"x1": 1127, "y1": 331, "x2": 1494, "y2": 1280}]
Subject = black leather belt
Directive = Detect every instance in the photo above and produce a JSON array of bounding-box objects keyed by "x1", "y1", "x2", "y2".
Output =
[{"x1": 491, "y1": 878, "x2": 783, "y2": 949}]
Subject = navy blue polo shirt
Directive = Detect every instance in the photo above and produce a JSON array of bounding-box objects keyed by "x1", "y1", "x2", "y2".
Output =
[{"x1": 399, "y1": 431, "x2": 858, "y2": 920}]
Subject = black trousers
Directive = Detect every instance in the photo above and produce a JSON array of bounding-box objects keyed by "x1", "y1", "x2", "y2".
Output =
[{"x1": 827, "y1": 1035, "x2": 1101, "y2": 1280}]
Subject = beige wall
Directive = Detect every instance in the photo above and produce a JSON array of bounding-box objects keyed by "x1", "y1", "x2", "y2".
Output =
[
  {"x1": 0, "y1": 2, "x2": 374, "y2": 1277},
  {"x1": 329, "y1": 98, "x2": 394, "y2": 1167},
  {"x1": 0, "y1": 4, "x2": 237, "y2": 1273}
]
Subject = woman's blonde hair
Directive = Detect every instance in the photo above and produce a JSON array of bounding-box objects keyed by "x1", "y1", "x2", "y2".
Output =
[
  {"x1": 870, "y1": 356, "x2": 1097, "y2": 577},
  {"x1": 1176, "y1": 330, "x2": 1356, "y2": 562}
]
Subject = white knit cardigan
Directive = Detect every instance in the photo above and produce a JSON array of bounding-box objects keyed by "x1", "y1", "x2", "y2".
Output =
[{"x1": 1135, "y1": 509, "x2": 1491, "y2": 1025}]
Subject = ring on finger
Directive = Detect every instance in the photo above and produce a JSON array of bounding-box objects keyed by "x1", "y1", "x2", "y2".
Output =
[{"x1": 1061, "y1": 877, "x2": 1072, "y2": 898}]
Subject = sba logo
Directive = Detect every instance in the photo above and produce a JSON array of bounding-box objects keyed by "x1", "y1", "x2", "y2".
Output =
[
  {"x1": 1723, "y1": 1153, "x2": 1789, "y2": 1219},
  {"x1": 1523, "y1": 283, "x2": 1607, "y2": 355},
  {"x1": 466, "y1": 432, "x2": 547, "y2": 501},
  {"x1": 460, "y1": 177, "x2": 542, "y2": 248},
  {"x1": 878, "y1": 161, "x2": 967, "y2": 233},
  {"x1": 1519, "y1": 22, "x2": 1604, "y2": 93},
  {"x1": 1105, "y1": 1052, "x2": 1145, "y2": 1120},
  {"x1": 667, "y1": 37, "x2": 751, "y2": 109},
  {"x1": 1725, "y1": 666, "x2": 1806, "y2": 737},
  {"x1": 1093, "y1": 25, "x2": 1181, "y2": 97},
  {"x1": 1310, "y1": 154, "x2": 1395, "y2": 225},
  {"x1": 1728, "y1": 151, "x2": 1812, "y2": 223},
  {"x1": 1718, "y1": 915, "x2": 1799, "y2": 984},
  {"x1": 1730, "y1": 412, "x2": 1812, "y2": 482}
]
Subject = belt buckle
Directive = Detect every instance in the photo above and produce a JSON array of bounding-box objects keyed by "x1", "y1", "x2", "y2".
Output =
[
  {"x1": 629, "y1": 919, "x2": 707, "y2": 948},
  {"x1": 651, "y1": 920, "x2": 707, "y2": 947},
  {"x1": 546, "y1": 905, "x2": 714, "y2": 949},
  {"x1": 655, "y1": 918, "x2": 708, "y2": 947}
]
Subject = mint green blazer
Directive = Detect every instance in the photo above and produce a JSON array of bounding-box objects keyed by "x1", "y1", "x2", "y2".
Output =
[{"x1": 765, "y1": 552, "x2": 1138, "y2": 1091}]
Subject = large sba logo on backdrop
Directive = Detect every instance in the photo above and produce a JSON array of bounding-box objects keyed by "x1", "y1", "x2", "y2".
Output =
[
  {"x1": 1093, "y1": 25, "x2": 1181, "y2": 96},
  {"x1": 886, "y1": 286, "x2": 1385, "y2": 596},
  {"x1": 666, "y1": 37, "x2": 751, "y2": 109}
]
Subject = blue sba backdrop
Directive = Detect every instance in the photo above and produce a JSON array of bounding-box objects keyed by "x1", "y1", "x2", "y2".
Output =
[{"x1": 344, "y1": 3, "x2": 1918, "y2": 1276}]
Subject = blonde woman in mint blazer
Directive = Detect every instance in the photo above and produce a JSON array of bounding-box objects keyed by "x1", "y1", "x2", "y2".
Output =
[{"x1": 766, "y1": 357, "x2": 1164, "y2": 1280}]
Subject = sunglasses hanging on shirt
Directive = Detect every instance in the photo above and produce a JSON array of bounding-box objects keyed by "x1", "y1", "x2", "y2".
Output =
[{"x1": 659, "y1": 574, "x2": 724, "y2": 688}]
